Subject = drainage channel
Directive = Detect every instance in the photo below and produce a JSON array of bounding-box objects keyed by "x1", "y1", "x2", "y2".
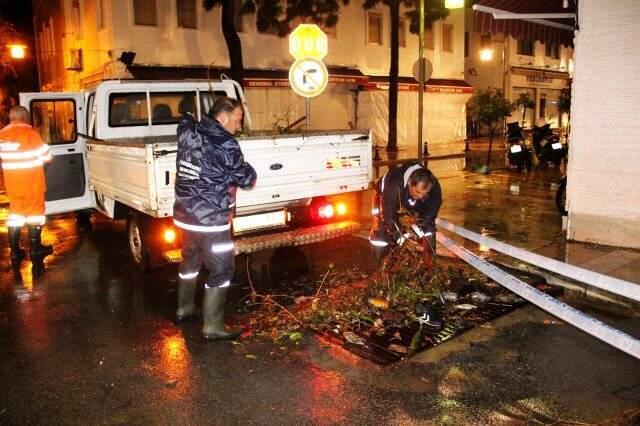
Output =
[{"x1": 320, "y1": 264, "x2": 562, "y2": 365}]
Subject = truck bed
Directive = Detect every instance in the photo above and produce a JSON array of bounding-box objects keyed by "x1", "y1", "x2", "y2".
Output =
[{"x1": 87, "y1": 130, "x2": 372, "y2": 218}]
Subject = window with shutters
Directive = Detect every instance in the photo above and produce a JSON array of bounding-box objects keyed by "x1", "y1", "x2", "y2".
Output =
[
  {"x1": 367, "y1": 11, "x2": 383, "y2": 45},
  {"x1": 517, "y1": 38, "x2": 534, "y2": 56},
  {"x1": 177, "y1": 0, "x2": 197, "y2": 28},
  {"x1": 442, "y1": 24, "x2": 453, "y2": 52},
  {"x1": 424, "y1": 26, "x2": 434, "y2": 50},
  {"x1": 397, "y1": 19, "x2": 406, "y2": 48},
  {"x1": 545, "y1": 43, "x2": 560, "y2": 59},
  {"x1": 133, "y1": 0, "x2": 158, "y2": 26},
  {"x1": 98, "y1": 0, "x2": 107, "y2": 29}
]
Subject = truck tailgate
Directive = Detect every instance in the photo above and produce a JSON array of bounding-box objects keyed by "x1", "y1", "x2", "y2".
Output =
[{"x1": 154, "y1": 130, "x2": 372, "y2": 216}]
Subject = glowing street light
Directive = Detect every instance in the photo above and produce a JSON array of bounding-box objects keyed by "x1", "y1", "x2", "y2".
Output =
[
  {"x1": 480, "y1": 48, "x2": 494, "y2": 61},
  {"x1": 445, "y1": 0, "x2": 465, "y2": 9},
  {"x1": 7, "y1": 44, "x2": 27, "y2": 59}
]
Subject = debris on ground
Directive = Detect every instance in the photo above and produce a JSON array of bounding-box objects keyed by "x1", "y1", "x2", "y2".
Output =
[{"x1": 236, "y1": 215, "x2": 561, "y2": 364}]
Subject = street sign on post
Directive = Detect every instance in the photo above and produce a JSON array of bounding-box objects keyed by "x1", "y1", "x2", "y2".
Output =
[
  {"x1": 289, "y1": 24, "x2": 328, "y2": 60},
  {"x1": 289, "y1": 24, "x2": 330, "y2": 129},
  {"x1": 289, "y1": 57, "x2": 329, "y2": 98}
]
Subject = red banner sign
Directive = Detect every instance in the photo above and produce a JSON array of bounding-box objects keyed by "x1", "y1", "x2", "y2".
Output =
[{"x1": 362, "y1": 82, "x2": 474, "y2": 94}]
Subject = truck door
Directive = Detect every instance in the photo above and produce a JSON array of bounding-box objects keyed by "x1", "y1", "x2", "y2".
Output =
[{"x1": 19, "y1": 92, "x2": 94, "y2": 215}]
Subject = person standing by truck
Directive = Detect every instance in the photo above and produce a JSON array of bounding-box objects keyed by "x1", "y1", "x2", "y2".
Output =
[
  {"x1": 173, "y1": 97, "x2": 257, "y2": 341},
  {"x1": 369, "y1": 163, "x2": 442, "y2": 264},
  {"x1": 0, "y1": 106, "x2": 53, "y2": 279}
]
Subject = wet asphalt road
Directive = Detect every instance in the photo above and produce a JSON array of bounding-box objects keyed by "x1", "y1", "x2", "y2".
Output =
[{"x1": 1, "y1": 169, "x2": 639, "y2": 424}]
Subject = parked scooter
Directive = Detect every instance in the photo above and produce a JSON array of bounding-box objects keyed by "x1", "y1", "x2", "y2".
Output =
[
  {"x1": 532, "y1": 123, "x2": 567, "y2": 167},
  {"x1": 505, "y1": 122, "x2": 532, "y2": 172}
]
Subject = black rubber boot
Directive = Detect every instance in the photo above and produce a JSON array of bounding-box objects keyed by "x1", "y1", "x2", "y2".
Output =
[
  {"x1": 202, "y1": 286, "x2": 242, "y2": 341},
  {"x1": 8, "y1": 226, "x2": 25, "y2": 280},
  {"x1": 28, "y1": 225, "x2": 53, "y2": 259},
  {"x1": 176, "y1": 278, "x2": 199, "y2": 322}
]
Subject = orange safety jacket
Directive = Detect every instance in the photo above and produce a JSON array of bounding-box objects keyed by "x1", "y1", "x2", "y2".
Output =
[{"x1": 0, "y1": 122, "x2": 51, "y2": 226}]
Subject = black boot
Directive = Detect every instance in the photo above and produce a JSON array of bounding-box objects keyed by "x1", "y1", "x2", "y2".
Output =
[
  {"x1": 28, "y1": 225, "x2": 53, "y2": 259},
  {"x1": 28, "y1": 225, "x2": 52, "y2": 277},
  {"x1": 8, "y1": 226, "x2": 25, "y2": 279},
  {"x1": 202, "y1": 286, "x2": 242, "y2": 341},
  {"x1": 176, "y1": 277, "x2": 199, "y2": 322}
]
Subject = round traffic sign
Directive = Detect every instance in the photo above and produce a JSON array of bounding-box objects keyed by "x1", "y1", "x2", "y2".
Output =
[
  {"x1": 288, "y1": 57, "x2": 329, "y2": 98},
  {"x1": 412, "y1": 58, "x2": 434, "y2": 82}
]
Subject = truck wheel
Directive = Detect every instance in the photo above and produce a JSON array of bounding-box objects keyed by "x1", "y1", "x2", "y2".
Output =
[{"x1": 127, "y1": 212, "x2": 151, "y2": 273}]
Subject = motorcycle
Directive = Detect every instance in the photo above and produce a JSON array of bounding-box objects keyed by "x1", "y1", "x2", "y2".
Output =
[
  {"x1": 532, "y1": 123, "x2": 567, "y2": 167},
  {"x1": 505, "y1": 122, "x2": 532, "y2": 172}
]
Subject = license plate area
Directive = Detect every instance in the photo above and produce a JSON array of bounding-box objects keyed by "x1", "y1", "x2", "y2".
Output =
[{"x1": 232, "y1": 210, "x2": 288, "y2": 234}]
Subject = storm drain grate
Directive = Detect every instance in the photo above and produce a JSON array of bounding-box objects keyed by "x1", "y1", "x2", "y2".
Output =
[{"x1": 320, "y1": 282, "x2": 562, "y2": 366}]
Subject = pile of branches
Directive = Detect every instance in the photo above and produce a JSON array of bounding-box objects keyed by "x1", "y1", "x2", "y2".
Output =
[{"x1": 240, "y1": 240, "x2": 489, "y2": 345}]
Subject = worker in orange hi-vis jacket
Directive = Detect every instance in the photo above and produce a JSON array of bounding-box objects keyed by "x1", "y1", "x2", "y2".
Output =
[{"x1": 0, "y1": 106, "x2": 53, "y2": 279}]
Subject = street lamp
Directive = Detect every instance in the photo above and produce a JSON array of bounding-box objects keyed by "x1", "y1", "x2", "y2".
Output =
[
  {"x1": 7, "y1": 44, "x2": 27, "y2": 59},
  {"x1": 418, "y1": 0, "x2": 465, "y2": 159},
  {"x1": 479, "y1": 48, "x2": 494, "y2": 61},
  {"x1": 445, "y1": 0, "x2": 465, "y2": 8}
]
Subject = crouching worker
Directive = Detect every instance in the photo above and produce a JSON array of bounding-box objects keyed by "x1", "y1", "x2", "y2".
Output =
[
  {"x1": 173, "y1": 97, "x2": 257, "y2": 341},
  {"x1": 0, "y1": 106, "x2": 53, "y2": 280},
  {"x1": 369, "y1": 163, "x2": 442, "y2": 264}
]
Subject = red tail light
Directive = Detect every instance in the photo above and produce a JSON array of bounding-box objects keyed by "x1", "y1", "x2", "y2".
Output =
[{"x1": 317, "y1": 204, "x2": 334, "y2": 219}]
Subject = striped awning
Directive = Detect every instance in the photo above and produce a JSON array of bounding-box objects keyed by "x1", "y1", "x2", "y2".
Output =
[{"x1": 474, "y1": 0, "x2": 576, "y2": 47}]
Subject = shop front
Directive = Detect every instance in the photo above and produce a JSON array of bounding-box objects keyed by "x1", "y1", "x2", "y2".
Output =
[{"x1": 509, "y1": 67, "x2": 571, "y2": 129}]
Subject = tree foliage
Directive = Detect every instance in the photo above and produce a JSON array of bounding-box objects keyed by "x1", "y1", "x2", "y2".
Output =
[
  {"x1": 468, "y1": 87, "x2": 512, "y2": 132},
  {"x1": 514, "y1": 92, "x2": 535, "y2": 126},
  {"x1": 203, "y1": 0, "x2": 348, "y2": 89},
  {"x1": 467, "y1": 87, "x2": 512, "y2": 169},
  {"x1": 557, "y1": 87, "x2": 571, "y2": 114}
]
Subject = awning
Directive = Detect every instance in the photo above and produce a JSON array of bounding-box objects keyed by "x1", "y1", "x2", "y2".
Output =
[
  {"x1": 474, "y1": 0, "x2": 575, "y2": 47},
  {"x1": 125, "y1": 64, "x2": 368, "y2": 86}
]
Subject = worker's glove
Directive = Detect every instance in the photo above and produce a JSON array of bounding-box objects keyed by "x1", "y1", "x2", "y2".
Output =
[{"x1": 396, "y1": 232, "x2": 412, "y2": 246}]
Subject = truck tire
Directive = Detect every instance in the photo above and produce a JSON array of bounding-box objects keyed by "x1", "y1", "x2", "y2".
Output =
[{"x1": 127, "y1": 212, "x2": 152, "y2": 273}]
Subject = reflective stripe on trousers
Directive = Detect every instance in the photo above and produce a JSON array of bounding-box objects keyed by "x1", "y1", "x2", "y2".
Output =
[{"x1": 178, "y1": 228, "x2": 235, "y2": 288}]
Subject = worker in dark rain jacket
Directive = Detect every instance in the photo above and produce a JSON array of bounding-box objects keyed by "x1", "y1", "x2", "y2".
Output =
[
  {"x1": 173, "y1": 97, "x2": 256, "y2": 341},
  {"x1": 369, "y1": 162, "x2": 442, "y2": 262}
]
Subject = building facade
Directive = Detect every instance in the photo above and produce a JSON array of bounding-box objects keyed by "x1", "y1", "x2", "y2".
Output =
[
  {"x1": 31, "y1": 0, "x2": 472, "y2": 165},
  {"x1": 464, "y1": 9, "x2": 574, "y2": 130},
  {"x1": 567, "y1": 0, "x2": 640, "y2": 249}
]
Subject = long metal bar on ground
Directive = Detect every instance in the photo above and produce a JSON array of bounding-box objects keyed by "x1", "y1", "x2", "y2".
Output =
[
  {"x1": 436, "y1": 233, "x2": 640, "y2": 360},
  {"x1": 436, "y1": 218, "x2": 640, "y2": 303}
]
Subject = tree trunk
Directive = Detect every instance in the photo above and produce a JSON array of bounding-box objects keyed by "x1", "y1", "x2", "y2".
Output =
[
  {"x1": 521, "y1": 107, "x2": 526, "y2": 127},
  {"x1": 386, "y1": 0, "x2": 400, "y2": 153},
  {"x1": 221, "y1": 0, "x2": 244, "y2": 88},
  {"x1": 486, "y1": 126, "x2": 494, "y2": 167}
]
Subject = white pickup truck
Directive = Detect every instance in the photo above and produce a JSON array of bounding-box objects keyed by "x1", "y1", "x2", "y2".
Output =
[{"x1": 20, "y1": 79, "x2": 372, "y2": 270}]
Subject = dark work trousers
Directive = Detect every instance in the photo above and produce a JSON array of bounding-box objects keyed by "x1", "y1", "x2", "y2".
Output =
[{"x1": 179, "y1": 228, "x2": 235, "y2": 288}]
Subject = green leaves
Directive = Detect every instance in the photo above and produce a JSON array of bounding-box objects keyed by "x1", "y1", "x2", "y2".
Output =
[{"x1": 467, "y1": 87, "x2": 513, "y2": 127}]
